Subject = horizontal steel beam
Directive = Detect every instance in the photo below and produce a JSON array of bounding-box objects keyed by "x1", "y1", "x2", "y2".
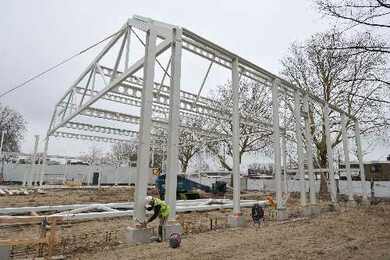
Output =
[
  {"x1": 79, "y1": 107, "x2": 227, "y2": 139},
  {"x1": 53, "y1": 131, "x2": 137, "y2": 144},
  {"x1": 64, "y1": 121, "x2": 139, "y2": 138},
  {"x1": 181, "y1": 28, "x2": 356, "y2": 120},
  {"x1": 99, "y1": 66, "x2": 278, "y2": 129}
]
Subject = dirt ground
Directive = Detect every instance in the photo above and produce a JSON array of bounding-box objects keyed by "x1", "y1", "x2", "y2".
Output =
[
  {"x1": 0, "y1": 187, "x2": 135, "y2": 207},
  {"x1": 1, "y1": 188, "x2": 390, "y2": 259},
  {"x1": 72, "y1": 204, "x2": 390, "y2": 260}
]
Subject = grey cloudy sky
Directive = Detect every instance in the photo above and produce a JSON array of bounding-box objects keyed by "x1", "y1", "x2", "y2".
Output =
[{"x1": 5, "y1": 0, "x2": 377, "y2": 160}]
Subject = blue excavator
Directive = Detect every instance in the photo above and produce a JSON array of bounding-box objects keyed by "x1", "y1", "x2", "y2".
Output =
[{"x1": 155, "y1": 174, "x2": 226, "y2": 200}]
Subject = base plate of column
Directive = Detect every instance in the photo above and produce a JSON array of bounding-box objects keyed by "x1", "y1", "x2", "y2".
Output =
[
  {"x1": 360, "y1": 198, "x2": 370, "y2": 207},
  {"x1": 276, "y1": 208, "x2": 289, "y2": 221},
  {"x1": 125, "y1": 226, "x2": 154, "y2": 244},
  {"x1": 302, "y1": 205, "x2": 321, "y2": 217},
  {"x1": 162, "y1": 222, "x2": 182, "y2": 241},
  {"x1": 0, "y1": 245, "x2": 10, "y2": 260},
  {"x1": 310, "y1": 205, "x2": 321, "y2": 216},
  {"x1": 346, "y1": 199, "x2": 357, "y2": 207},
  {"x1": 227, "y1": 214, "x2": 245, "y2": 227}
]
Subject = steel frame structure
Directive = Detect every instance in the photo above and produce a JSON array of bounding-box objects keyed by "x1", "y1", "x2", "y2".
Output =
[{"x1": 42, "y1": 15, "x2": 369, "y2": 223}]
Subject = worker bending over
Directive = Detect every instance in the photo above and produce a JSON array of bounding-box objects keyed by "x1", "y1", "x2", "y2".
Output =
[{"x1": 144, "y1": 196, "x2": 170, "y2": 242}]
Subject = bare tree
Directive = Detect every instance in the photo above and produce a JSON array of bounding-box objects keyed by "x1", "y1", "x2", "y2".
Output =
[
  {"x1": 281, "y1": 29, "x2": 388, "y2": 195},
  {"x1": 111, "y1": 142, "x2": 137, "y2": 167},
  {"x1": 316, "y1": 0, "x2": 390, "y2": 32},
  {"x1": 316, "y1": 0, "x2": 390, "y2": 87},
  {"x1": 0, "y1": 104, "x2": 26, "y2": 152},
  {"x1": 206, "y1": 80, "x2": 273, "y2": 171},
  {"x1": 178, "y1": 117, "x2": 206, "y2": 173},
  {"x1": 152, "y1": 118, "x2": 205, "y2": 174},
  {"x1": 80, "y1": 145, "x2": 103, "y2": 165}
]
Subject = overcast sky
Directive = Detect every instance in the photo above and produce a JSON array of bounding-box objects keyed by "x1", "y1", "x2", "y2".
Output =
[{"x1": 3, "y1": 0, "x2": 385, "y2": 161}]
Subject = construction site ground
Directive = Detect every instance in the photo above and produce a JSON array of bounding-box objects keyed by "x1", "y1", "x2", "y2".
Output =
[
  {"x1": 76, "y1": 203, "x2": 390, "y2": 260},
  {"x1": 0, "y1": 186, "x2": 135, "y2": 207},
  {"x1": 1, "y1": 187, "x2": 390, "y2": 259}
]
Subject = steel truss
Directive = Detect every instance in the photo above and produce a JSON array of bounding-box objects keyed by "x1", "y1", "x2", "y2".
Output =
[
  {"x1": 0, "y1": 199, "x2": 266, "y2": 223},
  {"x1": 41, "y1": 15, "x2": 369, "y2": 223}
]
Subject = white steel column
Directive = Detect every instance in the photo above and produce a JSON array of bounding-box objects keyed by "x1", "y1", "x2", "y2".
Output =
[
  {"x1": 324, "y1": 104, "x2": 337, "y2": 203},
  {"x1": 0, "y1": 131, "x2": 5, "y2": 182},
  {"x1": 294, "y1": 91, "x2": 306, "y2": 207},
  {"x1": 63, "y1": 161, "x2": 68, "y2": 184},
  {"x1": 134, "y1": 28, "x2": 157, "y2": 222},
  {"x1": 0, "y1": 131, "x2": 5, "y2": 156},
  {"x1": 28, "y1": 135, "x2": 39, "y2": 186},
  {"x1": 125, "y1": 26, "x2": 132, "y2": 71},
  {"x1": 98, "y1": 168, "x2": 102, "y2": 188},
  {"x1": 114, "y1": 164, "x2": 119, "y2": 186},
  {"x1": 281, "y1": 131, "x2": 288, "y2": 194},
  {"x1": 40, "y1": 104, "x2": 58, "y2": 186},
  {"x1": 128, "y1": 159, "x2": 132, "y2": 186},
  {"x1": 166, "y1": 27, "x2": 182, "y2": 220},
  {"x1": 354, "y1": 120, "x2": 369, "y2": 203},
  {"x1": 304, "y1": 95, "x2": 316, "y2": 205},
  {"x1": 282, "y1": 93, "x2": 288, "y2": 195},
  {"x1": 39, "y1": 136, "x2": 49, "y2": 186},
  {"x1": 272, "y1": 79, "x2": 283, "y2": 208},
  {"x1": 88, "y1": 164, "x2": 93, "y2": 186},
  {"x1": 232, "y1": 57, "x2": 241, "y2": 215},
  {"x1": 341, "y1": 113, "x2": 354, "y2": 202}
]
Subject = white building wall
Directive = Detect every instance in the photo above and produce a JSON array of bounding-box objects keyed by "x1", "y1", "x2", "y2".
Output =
[{"x1": 3, "y1": 164, "x2": 156, "y2": 185}]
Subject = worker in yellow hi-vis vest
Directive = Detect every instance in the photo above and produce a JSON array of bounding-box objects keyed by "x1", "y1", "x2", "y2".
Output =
[
  {"x1": 266, "y1": 195, "x2": 277, "y2": 220},
  {"x1": 144, "y1": 196, "x2": 170, "y2": 242}
]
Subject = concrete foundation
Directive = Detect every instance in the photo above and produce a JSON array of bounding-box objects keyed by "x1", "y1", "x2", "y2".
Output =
[
  {"x1": 361, "y1": 199, "x2": 370, "y2": 207},
  {"x1": 0, "y1": 245, "x2": 10, "y2": 260},
  {"x1": 126, "y1": 226, "x2": 154, "y2": 244},
  {"x1": 227, "y1": 214, "x2": 245, "y2": 227},
  {"x1": 162, "y1": 222, "x2": 182, "y2": 241},
  {"x1": 310, "y1": 205, "x2": 321, "y2": 216},
  {"x1": 328, "y1": 202, "x2": 339, "y2": 212},
  {"x1": 303, "y1": 206, "x2": 312, "y2": 217},
  {"x1": 276, "y1": 208, "x2": 289, "y2": 221}
]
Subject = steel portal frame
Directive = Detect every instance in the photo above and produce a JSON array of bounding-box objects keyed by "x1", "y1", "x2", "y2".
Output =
[{"x1": 42, "y1": 15, "x2": 369, "y2": 222}]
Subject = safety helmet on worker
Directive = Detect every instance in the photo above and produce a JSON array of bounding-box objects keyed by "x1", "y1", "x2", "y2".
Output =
[{"x1": 145, "y1": 196, "x2": 154, "y2": 209}]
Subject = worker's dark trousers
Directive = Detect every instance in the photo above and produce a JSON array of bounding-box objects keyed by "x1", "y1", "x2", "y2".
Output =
[{"x1": 159, "y1": 217, "x2": 167, "y2": 241}]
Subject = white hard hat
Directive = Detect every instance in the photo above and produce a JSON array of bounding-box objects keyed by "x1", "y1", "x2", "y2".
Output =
[{"x1": 145, "y1": 196, "x2": 153, "y2": 208}]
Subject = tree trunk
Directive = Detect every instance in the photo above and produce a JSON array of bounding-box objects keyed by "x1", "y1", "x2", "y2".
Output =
[{"x1": 181, "y1": 160, "x2": 188, "y2": 174}]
